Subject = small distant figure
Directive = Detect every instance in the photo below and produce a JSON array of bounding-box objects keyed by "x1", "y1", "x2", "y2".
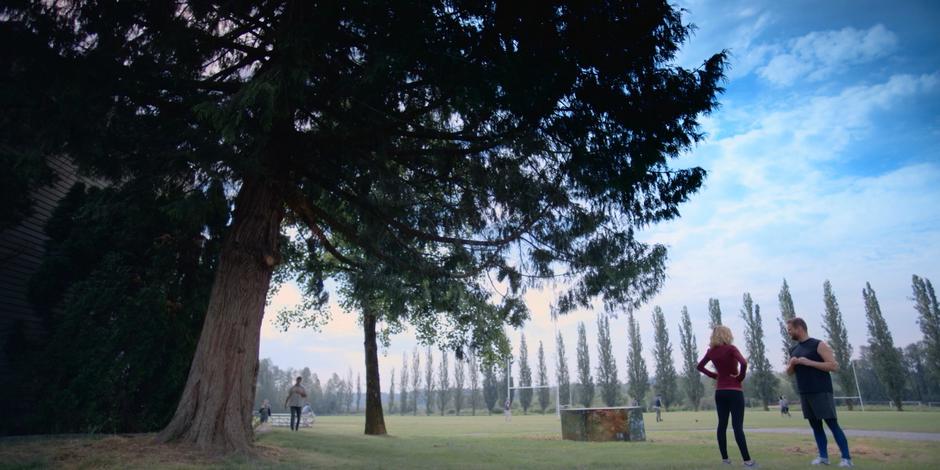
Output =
[
  {"x1": 259, "y1": 399, "x2": 272, "y2": 424},
  {"x1": 301, "y1": 401, "x2": 315, "y2": 427},
  {"x1": 285, "y1": 376, "x2": 307, "y2": 432},
  {"x1": 779, "y1": 396, "x2": 791, "y2": 417},
  {"x1": 504, "y1": 399, "x2": 512, "y2": 422},
  {"x1": 654, "y1": 396, "x2": 664, "y2": 422}
]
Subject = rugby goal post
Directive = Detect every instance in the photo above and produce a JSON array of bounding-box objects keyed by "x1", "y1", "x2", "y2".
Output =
[{"x1": 834, "y1": 360, "x2": 865, "y2": 411}]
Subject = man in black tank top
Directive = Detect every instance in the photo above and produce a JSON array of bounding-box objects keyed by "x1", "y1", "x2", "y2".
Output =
[{"x1": 786, "y1": 317, "x2": 853, "y2": 467}]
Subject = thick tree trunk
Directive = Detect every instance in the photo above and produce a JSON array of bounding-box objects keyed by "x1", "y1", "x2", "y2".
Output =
[
  {"x1": 363, "y1": 312, "x2": 387, "y2": 435},
  {"x1": 157, "y1": 178, "x2": 284, "y2": 453}
]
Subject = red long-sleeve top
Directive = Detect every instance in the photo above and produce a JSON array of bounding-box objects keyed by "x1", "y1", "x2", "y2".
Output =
[{"x1": 697, "y1": 344, "x2": 748, "y2": 391}]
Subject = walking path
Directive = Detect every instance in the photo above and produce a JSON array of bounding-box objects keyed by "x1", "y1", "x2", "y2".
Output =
[{"x1": 744, "y1": 428, "x2": 940, "y2": 442}]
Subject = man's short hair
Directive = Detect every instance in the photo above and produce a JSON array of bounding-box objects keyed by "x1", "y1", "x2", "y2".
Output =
[
  {"x1": 787, "y1": 317, "x2": 808, "y2": 331},
  {"x1": 296, "y1": 376, "x2": 303, "y2": 382}
]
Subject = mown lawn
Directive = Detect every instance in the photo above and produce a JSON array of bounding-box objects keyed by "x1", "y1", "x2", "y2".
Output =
[{"x1": 2, "y1": 411, "x2": 938, "y2": 469}]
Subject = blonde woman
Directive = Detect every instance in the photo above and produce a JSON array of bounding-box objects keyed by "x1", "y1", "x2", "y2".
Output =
[{"x1": 698, "y1": 326, "x2": 756, "y2": 467}]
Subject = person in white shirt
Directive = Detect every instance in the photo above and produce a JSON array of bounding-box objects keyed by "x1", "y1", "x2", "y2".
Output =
[{"x1": 284, "y1": 377, "x2": 307, "y2": 431}]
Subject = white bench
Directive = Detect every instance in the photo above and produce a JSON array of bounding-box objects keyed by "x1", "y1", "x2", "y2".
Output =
[{"x1": 261, "y1": 412, "x2": 315, "y2": 428}]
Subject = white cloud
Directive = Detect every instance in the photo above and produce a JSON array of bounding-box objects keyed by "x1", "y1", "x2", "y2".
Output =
[{"x1": 758, "y1": 24, "x2": 899, "y2": 86}]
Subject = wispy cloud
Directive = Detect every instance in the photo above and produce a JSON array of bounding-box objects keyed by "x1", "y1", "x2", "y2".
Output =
[{"x1": 758, "y1": 25, "x2": 898, "y2": 86}]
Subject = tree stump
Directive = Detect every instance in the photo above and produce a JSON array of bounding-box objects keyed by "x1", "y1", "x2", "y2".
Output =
[{"x1": 560, "y1": 406, "x2": 646, "y2": 442}]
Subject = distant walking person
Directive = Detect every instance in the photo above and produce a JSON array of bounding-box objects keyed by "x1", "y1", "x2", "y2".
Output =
[
  {"x1": 259, "y1": 399, "x2": 272, "y2": 424},
  {"x1": 504, "y1": 399, "x2": 512, "y2": 422},
  {"x1": 786, "y1": 318, "x2": 853, "y2": 467},
  {"x1": 654, "y1": 396, "x2": 664, "y2": 422},
  {"x1": 698, "y1": 326, "x2": 757, "y2": 468},
  {"x1": 285, "y1": 376, "x2": 307, "y2": 431},
  {"x1": 779, "y1": 396, "x2": 791, "y2": 417}
]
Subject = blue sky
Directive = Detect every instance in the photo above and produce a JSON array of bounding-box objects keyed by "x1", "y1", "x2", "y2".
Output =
[{"x1": 260, "y1": 0, "x2": 940, "y2": 390}]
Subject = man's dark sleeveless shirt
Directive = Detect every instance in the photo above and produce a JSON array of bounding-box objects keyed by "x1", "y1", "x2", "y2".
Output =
[{"x1": 790, "y1": 338, "x2": 833, "y2": 394}]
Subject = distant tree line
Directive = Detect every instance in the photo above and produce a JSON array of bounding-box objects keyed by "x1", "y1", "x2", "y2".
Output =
[{"x1": 349, "y1": 276, "x2": 940, "y2": 415}]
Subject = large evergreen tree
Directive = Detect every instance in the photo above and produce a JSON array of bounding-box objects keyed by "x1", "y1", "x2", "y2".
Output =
[
  {"x1": 556, "y1": 332, "x2": 571, "y2": 407},
  {"x1": 740, "y1": 293, "x2": 776, "y2": 410},
  {"x1": 596, "y1": 314, "x2": 621, "y2": 406},
  {"x1": 678, "y1": 307, "x2": 704, "y2": 410},
  {"x1": 708, "y1": 299, "x2": 723, "y2": 329},
  {"x1": 911, "y1": 275, "x2": 940, "y2": 394},
  {"x1": 626, "y1": 311, "x2": 650, "y2": 406},
  {"x1": 518, "y1": 334, "x2": 533, "y2": 414},
  {"x1": 651, "y1": 307, "x2": 678, "y2": 409},
  {"x1": 6, "y1": 1, "x2": 725, "y2": 451},
  {"x1": 576, "y1": 322, "x2": 595, "y2": 407},
  {"x1": 821, "y1": 280, "x2": 855, "y2": 409},
  {"x1": 862, "y1": 283, "x2": 906, "y2": 410},
  {"x1": 537, "y1": 341, "x2": 550, "y2": 413}
]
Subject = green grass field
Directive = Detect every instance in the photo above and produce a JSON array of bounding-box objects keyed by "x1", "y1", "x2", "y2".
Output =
[{"x1": 2, "y1": 411, "x2": 939, "y2": 469}]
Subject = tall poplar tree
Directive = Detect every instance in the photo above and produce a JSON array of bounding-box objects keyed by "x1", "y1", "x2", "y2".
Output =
[
  {"x1": 777, "y1": 279, "x2": 799, "y2": 394},
  {"x1": 652, "y1": 307, "x2": 678, "y2": 409},
  {"x1": 556, "y1": 332, "x2": 571, "y2": 407},
  {"x1": 821, "y1": 280, "x2": 855, "y2": 409},
  {"x1": 468, "y1": 352, "x2": 480, "y2": 415},
  {"x1": 862, "y1": 283, "x2": 906, "y2": 410},
  {"x1": 400, "y1": 355, "x2": 409, "y2": 415},
  {"x1": 596, "y1": 314, "x2": 621, "y2": 406},
  {"x1": 537, "y1": 341, "x2": 550, "y2": 413},
  {"x1": 438, "y1": 350, "x2": 450, "y2": 415},
  {"x1": 454, "y1": 357, "x2": 466, "y2": 415},
  {"x1": 388, "y1": 369, "x2": 396, "y2": 414},
  {"x1": 912, "y1": 275, "x2": 940, "y2": 393},
  {"x1": 576, "y1": 322, "x2": 595, "y2": 407},
  {"x1": 519, "y1": 334, "x2": 533, "y2": 414},
  {"x1": 411, "y1": 347, "x2": 421, "y2": 416},
  {"x1": 740, "y1": 293, "x2": 776, "y2": 410},
  {"x1": 708, "y1": 299, "x2": 723, "y2": 328},
  {"x1": 425, "y1": 347, "x2": 435, "y2": 416},
  {"x1": 356, "y1": 374, "x2": 362, "y2": 413},
  {"x1": 627, "y1": 311, "x2": 650, "y2": 405},
  {"x1": 679, "y1": 307, "x2": 704, "y2": 410},
  {"x1": 7, "y1": 0, "x2": 726, "y2": 451}
]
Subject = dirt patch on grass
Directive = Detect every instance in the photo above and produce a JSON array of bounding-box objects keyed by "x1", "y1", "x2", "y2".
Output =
[
  {"x1": 783, "y1": 444, "x2": 898, "y2": 463},
  {"x1": 0, "y1": 433, "x2": 288, "y2": 469}
]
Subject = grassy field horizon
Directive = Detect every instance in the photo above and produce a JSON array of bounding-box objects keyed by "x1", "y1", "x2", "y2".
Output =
[{"x1": 2, "y1": 411, "x2": 939, "y2": 469}]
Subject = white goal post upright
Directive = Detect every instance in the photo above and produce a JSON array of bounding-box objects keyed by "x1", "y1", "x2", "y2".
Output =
[{"x1": 833, "y1": 360, "x2": 865, "y2": 411}]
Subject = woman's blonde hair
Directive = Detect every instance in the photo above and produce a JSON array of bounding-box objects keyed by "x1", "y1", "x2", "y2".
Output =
[{"x1": 710, "y1": 325, "x2": 734, "y2": 347}]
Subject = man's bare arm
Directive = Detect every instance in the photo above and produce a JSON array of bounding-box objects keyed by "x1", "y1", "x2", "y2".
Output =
[
  {"x1": 795, "y1": 341, "x2": 839, "y2": 372},
  {"x1": 786, "y1": 357, "x2": 798, "y2": 375}
]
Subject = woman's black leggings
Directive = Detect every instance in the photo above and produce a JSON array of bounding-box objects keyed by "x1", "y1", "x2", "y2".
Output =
[{"x1": 715, "y1": 389, "x2": 751, "y2": 461}]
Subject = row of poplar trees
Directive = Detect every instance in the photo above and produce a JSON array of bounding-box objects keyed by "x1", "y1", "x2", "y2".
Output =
[
  {"x1": 256, "y1": 274, "x2": 940, "y2": 421},
  {"x1": 548, "y1": 276, "x2": 940, "y2": 412}
]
